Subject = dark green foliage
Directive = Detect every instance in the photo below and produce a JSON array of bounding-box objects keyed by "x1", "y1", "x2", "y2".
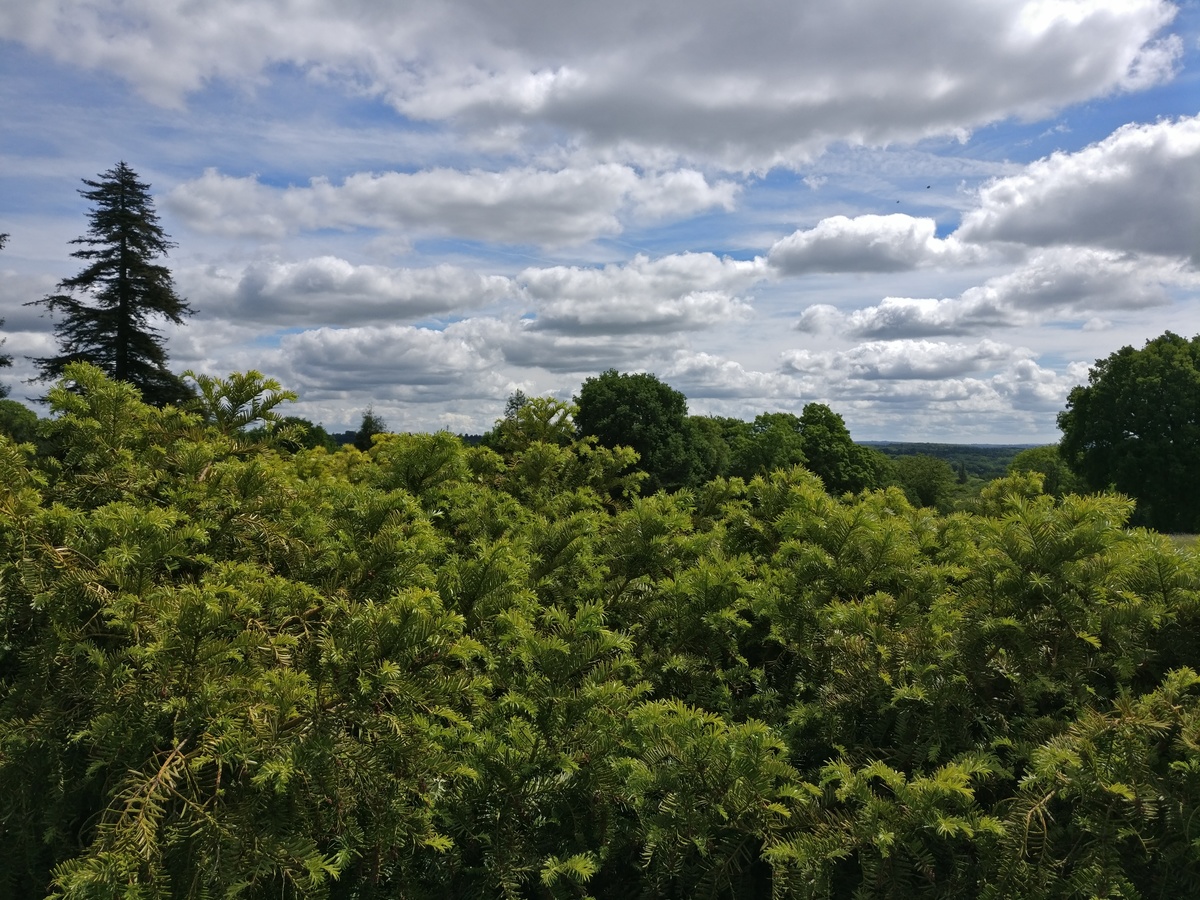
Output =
[
  {"x1": 796, "y1": 403, "x2": 883, "y2": 494},
  {"x1": 28, "y1": 163, "x2": 193, "y2": 406},
  {"x1": 1059, "y1": 331, "x2": 1200, "y2": 532},
  {"x1": 892, "y1": 453, "x2": 956, "y2": 508},
  {"x1": 483, "y1": 394, "x2": 577, "y2": 455},
  {"x1": 0, "y1": 233, "x2": 10, "y2": 394},
  {"x1": 683, "y1": 414, "x2": 733, "y2": 485},
  {"x1": 0, "y1": 399, "x2": 38, "y2": 444},
  {"x1": 691, "y1": 406, "x2": 885, "y2": 495},
  {"x1": 1009, "y1": 445, "x2": 1084, "y2": 498},
  {"x1": 270, "y1": 416, "x2": 339, "y2": 452},
  {"x1": 353, "y1": 406, "x2": 388, "y2": 452},
  {"x1": 728, "y1": 411, "x2": 807, "y2": 479},
  {"x1": 575, "y1": 369, "x2": 694, "y2": 493},
  {"x1": 868, "y1": 441, "x2": 1027, "y2": 482},
  {"x1": 4, "y1": 365, "x2": 1200, "y2": 899}
]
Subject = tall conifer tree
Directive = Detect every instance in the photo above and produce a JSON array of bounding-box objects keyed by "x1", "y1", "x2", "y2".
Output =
[
  {"x1": 0, "y1": 233, "x2": 11, "y2": 397},
  {"x1": 29, "y1": 162, "x2": 192, "y2": 405}
]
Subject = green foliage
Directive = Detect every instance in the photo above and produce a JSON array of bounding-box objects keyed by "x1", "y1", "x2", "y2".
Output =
[
  {"x1": 575, "y1": 369, "x2": 694, "y2": 494},
  {"x1": 184, "y1": 370, "x2": 300, "y2": 451},
  {"x1": 0, "y1": 398, "x2": 39, "y2": 444},
  {"x1": 797, "y1": 403, "x2": 884, "y2": 495},
  {"x1": 268, "y1": 417, "x2": 339, "y2": 453},
  {"x1": 353, "y1": 407, "x2": 388, "y2": 452},
  {"x1": 728, "y1": 412, "x2": 807, "y2": 480},
  {"x1": 484, "y1": 394, "x2": 579, "y2": 455},
  {"x1": 870, "y1": 442, "x2": 1027, "y2": 483},
  {"x1": 1059, "y1": 330, "x2": 1200, "y2": 531},
  {"x1": 1009, "y1": 445, "x2": 1084, "y2": 499},
  {"x1": 892, "y1": 453, "x2": 956, "y2": 509},
  {"x1": 5, "y1": 367, "x2": 1200, "y2": 898},
  {"x1": 27, "y1": 163, "x2": 192, "y2": 406}
]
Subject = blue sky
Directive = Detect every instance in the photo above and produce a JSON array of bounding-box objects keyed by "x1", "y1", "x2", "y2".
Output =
[{"x1": 1, "y1": 0, "x2": 1198, "y2": 441}]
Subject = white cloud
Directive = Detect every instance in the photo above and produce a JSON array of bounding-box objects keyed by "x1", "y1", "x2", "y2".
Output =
[
  {"x1": 478, "y1": 316, "x2": 681, "y2": 375},
  {"x1": 843, "y1": 296, "x2": 1016, "y2": 338},
  {"x1": 994, "y1": 356, "x2": 1081, "y2": 411},
  {"x1": 793, "y1": 304, "x2": 844, "y2": 335},
  {"x1": 272, "y1": 321, "x2": 505, "y2": 400},
  {"x1": 782, "y1": 338, "x2": 1022, "y2": 381},
  {"x1": 167, "y1": 165, "x2": 737, "y2": 245},
  {"x1": 960, "y1": 247, "x2": 1177, "y2": 312},
  {"x1": 769, "y1": 214, "x2": 983, "y2": 275},
  {"x1": 660, "y1": 350, "x2": 802, "y2": 401},
  {"x1": 773, "y1": 340, "x2": 1081, "y2": 437},
  {"x1": 183, "y1": 258, "x2": 519, "y2": 324},
  {"x1": 0, "y1": 0, "x2": 1180, "y2": 167},
  {"x1": 521, "y1": 253, "x2": 765, "y2": 334},
  {"x1": 957, "y1": 114, "x2": 1200, "y2": 264},
  {"x1": 794, "y1": 247, "x2": 1180, "y2": 339},
  {"x1": 0, "y1": 269, "x2": 61, "y2": 332}
]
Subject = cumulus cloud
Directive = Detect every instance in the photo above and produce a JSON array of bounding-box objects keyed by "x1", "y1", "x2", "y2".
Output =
[
  {"x1": 179, "y1": 251, "x2": 770, "y2": 335},
  {"x1": 960, "y1": 247, "x2": 1177, "y2": 312},
  {"x1": 995, "y1": 356, "x2": 1082, "y2": 410},
  {"x1": 768, "y1": 215, "x2": 983, "y2": 275},
  {"x1": 521, "y1": 253, "x2": 764, "y2": 334},
  {"x1": 843, "y1": 296, "x2": 1015, "y2": 338},
  {"x1": 0, "y1": 0, "x2": 1180, "y2": 167},
  {"x1": 659, "y1": 351, "x2": 802, "y2": 401},
  {"x1": 782, "y1": 339, "x2": 1021, "y2": 381},
  {"x1": 957, "y1": 114, "x2": 1200, "y2": 264},
  {"x1": 184, "y1": 258, "x2": 519, "y2": 324},
  {"x1": 475, "y1": 317, "x2": 682, "y2": 375},
  {"x1": 775, "y1": 340, "x2": 1081, "y2": 435},
  {"x1": 167, "y1": 165, "x2": 738, "y2": 245},
  {"x1": 273, "y1": 322, "x2": 505, "y2": 400},
  {"x1": 794, "y1": 248, "x2": 1180, "y2": 339}
]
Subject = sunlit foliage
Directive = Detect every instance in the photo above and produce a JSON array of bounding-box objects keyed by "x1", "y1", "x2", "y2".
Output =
[{"x1": 3, "y1": 368, "x2": 1200, "y2": 898}]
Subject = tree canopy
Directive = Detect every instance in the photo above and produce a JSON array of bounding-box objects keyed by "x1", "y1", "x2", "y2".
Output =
[
  {"x1": 1009, "y1": 445, "x2": 1083, "y2": 498},
  {"x1": 27, "y1": 162, "x2": 192, "y2": 406},
  {"x1": 1058, "y1": 330, "x2": 1200, "y2": 531},
  {"x1": 353, "y1": 406, "x2": 388, "y2": 451},
  {"x1": 5, "y1": 365, "x2": 1200, "y2": 898},
  {"x1": 574, "y1": 369, "x2": 694, "y2": 493}
]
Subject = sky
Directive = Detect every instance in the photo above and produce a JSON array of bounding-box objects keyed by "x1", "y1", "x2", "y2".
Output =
[{"x1": 1, "y1": 0, "x2": 1198, "y2": 442}]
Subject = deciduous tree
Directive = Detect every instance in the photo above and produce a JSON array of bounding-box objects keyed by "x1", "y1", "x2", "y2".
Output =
[
  {"x1": 1058, "y1": 331, "x2": 1200, "y2": 531},
  {"x1": 575, "y1": 369, "x2": 693, "y2": 493}
]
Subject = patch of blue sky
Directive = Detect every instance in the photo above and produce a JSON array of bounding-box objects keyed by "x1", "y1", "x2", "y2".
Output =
[
  {"x1": 180, "y1": 65, "x2": 456, "y2": 178},
  {"x1": 247, "y1": 327, "x2": 311, "y2": 349},
  {"x1": 409, "y1": 316, "x2": 464, "y2": 332},
  {"x1": 603, "y1": 211, "x2": 759, "y2": 259},
  {"x1": 0, "y1": 45, "x2": 187, "y2": 189},
  {"x1": 408, "y1": 236, "x2": 569, "y2": 271},
  {"x1": 963, "y1": 25, "x2": 1200, "y2": 162}
]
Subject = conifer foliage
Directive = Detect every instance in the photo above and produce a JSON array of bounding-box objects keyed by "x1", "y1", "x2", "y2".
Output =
[
  {"x1": 0, "y1": 233, "x2": 11, "y2": 396},
  {"x1": 4, "y1": 370, "x2": 1200, "y2": 899},
  {"x1": 29, "y1": 163, "x2": 192, "y2": 406}
]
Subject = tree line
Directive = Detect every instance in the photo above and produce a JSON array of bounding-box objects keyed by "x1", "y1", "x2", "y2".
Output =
[{"x1": 3, "y1": 162, "x2": 1198, "y2": 532}]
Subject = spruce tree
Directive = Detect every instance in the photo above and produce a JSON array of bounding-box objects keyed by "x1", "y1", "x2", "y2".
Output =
[
  {"x1": 28, "y1": 162, "x2": 192, "y2": 405},
  {"x1": 0, "y1": 233, "x2": 11, "y2": 397}
]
